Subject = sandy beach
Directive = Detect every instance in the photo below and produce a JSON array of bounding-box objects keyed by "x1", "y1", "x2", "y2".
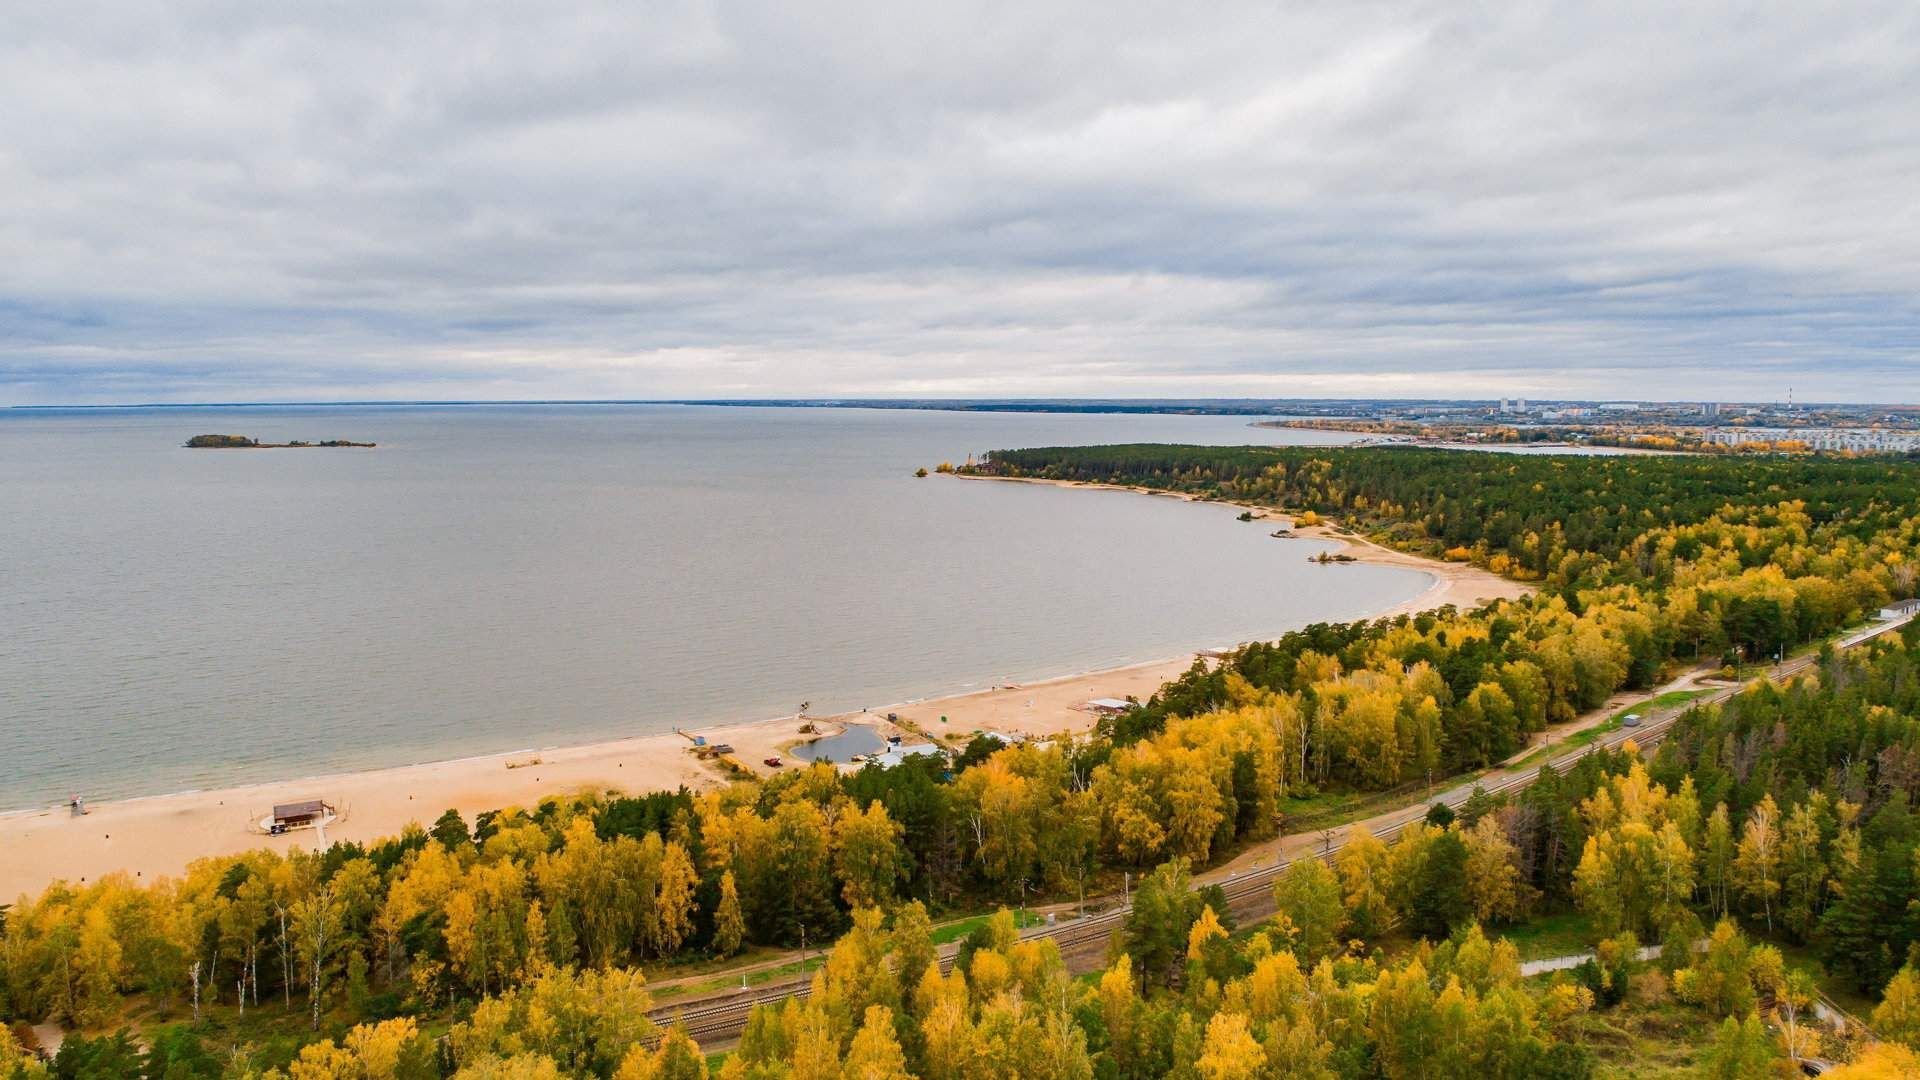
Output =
[{"x1": 0, "y1": 486, "x2": 1525, "y2": 902}]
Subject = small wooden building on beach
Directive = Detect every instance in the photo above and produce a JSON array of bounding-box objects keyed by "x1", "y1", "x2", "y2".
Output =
[{"x1": 270, "y1": 799, "x2": 333, "y2": 831}]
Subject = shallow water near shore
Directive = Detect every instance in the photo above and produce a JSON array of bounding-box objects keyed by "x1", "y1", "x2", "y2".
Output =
[{"x1": 0, "y1": 404, "x2": 1431, "y2": 810}]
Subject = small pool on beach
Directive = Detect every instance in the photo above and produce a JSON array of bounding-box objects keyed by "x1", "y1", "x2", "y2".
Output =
[{"x1": 792, "y1": 724, "x2": 888, "y2": 763}]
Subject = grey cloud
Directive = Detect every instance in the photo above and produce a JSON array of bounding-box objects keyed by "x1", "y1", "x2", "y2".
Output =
[{"x1": 1, "y1": 1, "x2": 1917, "y2": 403}]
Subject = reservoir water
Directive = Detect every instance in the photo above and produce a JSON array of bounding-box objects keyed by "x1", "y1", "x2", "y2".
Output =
[{"x1": 0, "y1": 405, "x2": 1432, "y2": 810}]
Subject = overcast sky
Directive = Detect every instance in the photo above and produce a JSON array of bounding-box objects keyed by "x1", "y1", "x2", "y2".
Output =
[{"x1": 4, "y1": 2, "x2": 1917, "y2": 405}]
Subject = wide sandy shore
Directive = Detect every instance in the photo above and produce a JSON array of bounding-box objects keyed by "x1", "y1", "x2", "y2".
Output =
[{"x1": 0, "y1": 486, "x2": 1525, "y2": 902}]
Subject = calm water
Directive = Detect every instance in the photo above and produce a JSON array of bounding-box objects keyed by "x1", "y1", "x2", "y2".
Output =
[
  {"x1": 0, "y1": 405, "x2": 1431, "y2": 810},
  {"x1": 790, "y1": 725, "x2": 889, "y2": 764}
]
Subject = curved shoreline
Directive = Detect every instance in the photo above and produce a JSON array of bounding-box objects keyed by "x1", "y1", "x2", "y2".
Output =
[
  {"x1": 0, "y1": 478, "x2": 1528, "y2": 901},
  {"x1": 947, "y1": 472, "x2": 1529, "y2": 618}
]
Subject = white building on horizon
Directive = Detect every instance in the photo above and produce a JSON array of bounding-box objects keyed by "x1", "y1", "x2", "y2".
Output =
[{"x1": 1702, "y1": 427, "x2": 1920, "y2": 453}]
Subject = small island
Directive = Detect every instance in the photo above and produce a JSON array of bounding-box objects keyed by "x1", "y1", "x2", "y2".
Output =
[{"x1": 185, "y1": 434, "x2": 375, "y2": 449}]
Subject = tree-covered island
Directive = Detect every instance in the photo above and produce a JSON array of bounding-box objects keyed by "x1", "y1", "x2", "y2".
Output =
[{"x1": 185, "y1": 435, "x2": 376, "y2": 448}]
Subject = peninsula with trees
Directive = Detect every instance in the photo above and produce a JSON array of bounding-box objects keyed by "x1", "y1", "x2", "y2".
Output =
[{"x1": 184, "y1": 434, "x2": 375, "y2": 448}]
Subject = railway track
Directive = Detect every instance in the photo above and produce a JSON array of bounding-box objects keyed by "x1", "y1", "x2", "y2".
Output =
[{"x1": 647, "y1": 616, "x2": 1909, "y2": 1045}]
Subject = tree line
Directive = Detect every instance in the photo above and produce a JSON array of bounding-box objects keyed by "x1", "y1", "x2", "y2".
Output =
[{"x1": 973, "y1": 444, "x2": 1920, "y2": 595}]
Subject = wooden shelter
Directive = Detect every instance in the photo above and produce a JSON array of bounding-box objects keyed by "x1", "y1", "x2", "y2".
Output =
[{"x1": 271, "y1": 799, "x2": 333, "y2": 829}]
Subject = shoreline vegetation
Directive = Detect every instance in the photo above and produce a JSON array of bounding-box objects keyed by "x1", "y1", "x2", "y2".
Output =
[
  {"x1": 1255, "y1": 416, "x2": 1890, "y2": 456},
  {"x1": 184, "y1": 434, "x2": 375, "y2": 448},
  {"x1": 10, "y1": 443, "x2": 1920, "y2": 1077},
  {"x1": 0, "y1": 477, "x2": 1514, "y2": 900}
]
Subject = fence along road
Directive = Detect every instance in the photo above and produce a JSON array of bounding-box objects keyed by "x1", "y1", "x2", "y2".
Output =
[{"x1": 648, "y1": 613, "x2": 1916, "y2": 1046}]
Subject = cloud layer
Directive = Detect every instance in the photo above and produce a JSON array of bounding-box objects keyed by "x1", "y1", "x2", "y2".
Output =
[{"x1": 4, "y1": 2, "x2": 1917, "y2": 403}]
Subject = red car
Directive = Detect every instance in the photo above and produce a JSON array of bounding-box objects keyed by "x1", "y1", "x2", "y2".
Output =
[{"x1": 763, "y1": 756, "x2": 783, "y2": 767}]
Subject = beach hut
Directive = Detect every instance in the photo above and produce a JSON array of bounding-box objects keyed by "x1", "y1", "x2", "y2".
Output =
[
  {"x1": 1085, "y1": 698, "x2": 1134, "y2": 716},
  {"x1": 835, "y1": 743, "x2": 949, "y2": 774},
  {"x1": 270, "y1": 799, "x2": 334, "y2": 832},
  {"x1": 875, "y1": 743, "x2": 946, "y2": 768}
]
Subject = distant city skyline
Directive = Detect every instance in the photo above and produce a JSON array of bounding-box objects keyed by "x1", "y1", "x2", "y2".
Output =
[
  {"x1": 4, "y1": 3, "x2": 1918, "y2": 405},
  {"x1": 11, "y1": 395, "x2": 1910, "y2": 411}
]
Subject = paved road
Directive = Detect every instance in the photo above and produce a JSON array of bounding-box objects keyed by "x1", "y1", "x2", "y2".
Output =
[
  {"x1": 1519, "y1": 944, "x2": 1663, "y2": 977},
  {"x1": 648, "y1": 613, "x2": 1914, "y2": 1046}
]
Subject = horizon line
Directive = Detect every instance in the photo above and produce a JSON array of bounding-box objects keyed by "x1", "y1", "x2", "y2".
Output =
[{"x1": 9, "y1": 395, "x2": 1911, "y2": 410}]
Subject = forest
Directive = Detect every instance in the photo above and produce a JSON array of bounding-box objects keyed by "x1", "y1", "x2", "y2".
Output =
[
  {"x1": 8, "y1": 445, "x2": 1920, "y2": 1077},
  {"x1": 974, "y1": 445, "x2": 1920, "y2": 593}
]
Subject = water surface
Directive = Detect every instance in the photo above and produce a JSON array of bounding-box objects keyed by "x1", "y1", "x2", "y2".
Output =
[
  {"x1": 790, "y1": 725, "x2": 889, "y2": 764},
  {"x1": 0, "y1": 405, "x2": 1430, "y2": 809}
]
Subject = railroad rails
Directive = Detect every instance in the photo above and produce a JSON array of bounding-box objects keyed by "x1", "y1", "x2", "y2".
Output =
[{"x1": 647, "y1": 616, "x2": 1909, "y2": 1046}]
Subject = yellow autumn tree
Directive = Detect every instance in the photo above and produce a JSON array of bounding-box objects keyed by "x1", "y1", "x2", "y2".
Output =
[
  {"x1": 711, "y1": 870, "x2": 746, "y2": 958},
  {"x1": 1336, "y1": 824, "x2": 1396, "y2": 939},
  {"x1": 1822, "y1": 1043, "x2": 1920, "y2": 1079},
  {"x1": 1461, "y1": 816, "x2": 1533, "y2": 924},
  {"x1": 1871, "y1": 966, "x2": 1920, "y2": 1050},
  {"x1": 1195, "y1": 1011, "x2": 1264, "y2": 1080},
  {"x1": 833, "y1": 801, "x2": 907, "y2": 910},
  {"x1": 840, "y1": 1005, "x2": 912, "y2": 1080}
]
